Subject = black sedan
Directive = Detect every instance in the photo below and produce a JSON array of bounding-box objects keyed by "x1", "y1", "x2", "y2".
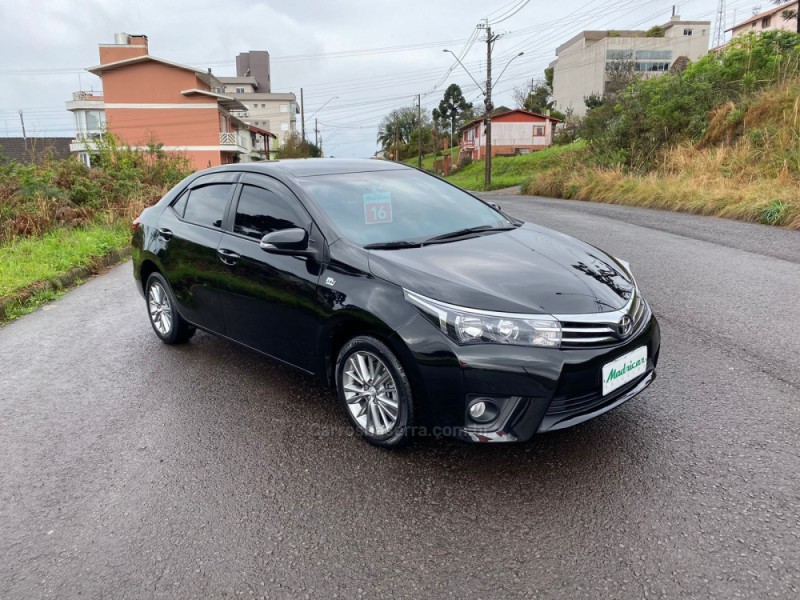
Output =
[{"x1": 132, "y1": 159, "x2": 660, "y2": 447}]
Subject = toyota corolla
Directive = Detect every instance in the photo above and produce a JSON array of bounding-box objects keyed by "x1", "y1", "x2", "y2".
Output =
[{"x1": 132, "y1": 159, "x2": 660, "y2": 447}]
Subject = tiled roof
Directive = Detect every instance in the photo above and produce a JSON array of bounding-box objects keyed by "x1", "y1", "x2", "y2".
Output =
[{"x1": 0, "y1": 137, "x2": 72, "y2": 163}]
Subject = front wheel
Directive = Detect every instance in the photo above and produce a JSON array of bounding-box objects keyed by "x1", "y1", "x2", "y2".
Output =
[
  {"x1": 335, "y1": 336, "x2": 414, "y2": 448},
  {"x1": 145, "y1": 272, "x2": 195, "y2": 344}
]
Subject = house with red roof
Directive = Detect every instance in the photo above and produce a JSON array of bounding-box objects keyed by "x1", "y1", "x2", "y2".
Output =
[{"x1": 458, "y1": 109, "x2": 561, "y2": 162}]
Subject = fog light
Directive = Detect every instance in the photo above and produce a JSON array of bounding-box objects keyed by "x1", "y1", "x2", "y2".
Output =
[
  {"x1": 469, "y1": 401, "x2": 487, "y2": 419},
  {"x1": 467, "y1": 398, "x2": 499, "y2": 424}
]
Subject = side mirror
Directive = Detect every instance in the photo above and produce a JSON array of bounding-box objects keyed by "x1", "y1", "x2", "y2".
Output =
[{"x1": 260, "y1": 228, "x2": 309, "y2": 254}]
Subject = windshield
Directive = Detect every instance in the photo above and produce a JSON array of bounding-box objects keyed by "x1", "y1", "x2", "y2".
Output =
[{"x1": 294, "y1": 169, "x2": 510, "y2": 246}]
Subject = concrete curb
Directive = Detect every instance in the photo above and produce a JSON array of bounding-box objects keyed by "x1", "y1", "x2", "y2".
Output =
[{"x1": 0, "y1": 247, "x2": 132, "y2": 321}]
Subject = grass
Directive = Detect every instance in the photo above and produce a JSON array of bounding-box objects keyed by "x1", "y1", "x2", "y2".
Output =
[
  {"x1": 445, "y1": 142, "x2": 586, "y2": 191},
  {"x1": 403, "y1": 147, "x2": 459, "y2": 172},
  {"x1": 2, "y1": 288, "x2": 67, "y2": 321},
  {"x1": 0, "y1": 222, "x2": 130, "y2": 299},
  {"x1": 519, "y1": 82, "x2": 800, "y2": 230}
]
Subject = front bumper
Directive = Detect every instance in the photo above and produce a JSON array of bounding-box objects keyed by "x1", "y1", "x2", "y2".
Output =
[{"x1": 392, "y1": 312, "x2": 661, "y2": 443}]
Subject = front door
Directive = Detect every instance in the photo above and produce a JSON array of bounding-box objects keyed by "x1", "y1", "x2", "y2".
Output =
[{"x1": 217, "y1": 173, "x2": 323, "y2": 372}]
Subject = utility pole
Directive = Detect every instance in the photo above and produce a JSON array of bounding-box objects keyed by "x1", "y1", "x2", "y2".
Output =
[
  {"x1": 314, "y1": 118, "x2": 319, "y2": 149},
  {"x1": 479, "y1": 22, "x2": 498, "y2": 190},
  {"x1": 713, "y1": 0, "x2": 727, "y2": 47},
  {"x1": 417, "y1": 94, "x2": 422, "y2": 169},
  {"x1": 18, "y1": 110, "x2": 26, "y2": 149},
  {"x1": 300, "y1": 88, "x2": 306, "y2": 142}
]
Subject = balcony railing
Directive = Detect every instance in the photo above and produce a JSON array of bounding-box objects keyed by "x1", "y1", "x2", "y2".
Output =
[
  {"x1": 71, "y1": 91, "x2": 103, "y2": 101},
  {"x1": 220, "y1": 132, "x2": 237, "y2": 145}
]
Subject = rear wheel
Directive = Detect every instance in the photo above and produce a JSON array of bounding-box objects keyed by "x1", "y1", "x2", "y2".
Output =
[
  {"x1": 335, "y1": 336, "x2": 413, "y2": 448},
  {"x1": 145, "y1": 272, "x2": 195, "y2": 344}
]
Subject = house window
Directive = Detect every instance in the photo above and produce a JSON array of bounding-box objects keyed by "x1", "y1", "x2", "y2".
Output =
[
  {"x1": 533, "y1": 126, "x2": 545, "y2": 136},
  {"x1": 280, "y1": 104, "x2": 288, "y2": 113},
  {"x1": 236, "y1": 87, "x2": 245, "y2": 94},
  {"x1": 261, "y1": 104, "x2": 266, "y2": 108},
  {"x1": 637, "y1": 50, "x2": 672, "y2": 60},
  {"x1": 635, "y1": 61, "x2": 671, "y2": 72},
  {"x1": 683, "y1": 28, "x2": 693, "y2": 36},
  {"x1": 466, "y1": 128, "x2": 475, "y2": 141},
  {"x1": 281, "y1": 122, "x2": 289, "y2": 131},
  {"x1": 762, "y1": 16, "x2": 771, "y2": 28},
  {"x1": 606, "y1": 49, "x2": 633, "y2": 60}
]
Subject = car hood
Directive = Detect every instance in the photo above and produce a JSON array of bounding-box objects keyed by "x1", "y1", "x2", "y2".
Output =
[{"x1": 367, "y1": 222, "x2": 634, "y2": 314}]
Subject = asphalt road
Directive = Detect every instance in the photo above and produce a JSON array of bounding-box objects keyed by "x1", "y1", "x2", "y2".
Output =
[{"x1": 2, "y1": 195, "x2": 799, "y2": 599}]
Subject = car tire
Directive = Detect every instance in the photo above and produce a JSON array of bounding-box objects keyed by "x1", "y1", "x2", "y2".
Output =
[
  {"x1": 145, "y1": 272, "x2": 195, "y2": 345},
  {"x1": 335, "y1": 336, "x2": 413, "y2": 448}
]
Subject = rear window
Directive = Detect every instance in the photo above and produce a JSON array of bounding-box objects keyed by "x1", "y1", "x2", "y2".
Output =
[{"x1": 183, "y1": 184, "x2": 233, "y2": 228}]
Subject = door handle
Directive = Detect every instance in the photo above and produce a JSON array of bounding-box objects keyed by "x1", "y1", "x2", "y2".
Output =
[
  {"x1": 217, "y1": 248, "x2": 241, "y2": 265},
  {"x1": 157, "y1": 228, "x2": 173, "y2": 240}
]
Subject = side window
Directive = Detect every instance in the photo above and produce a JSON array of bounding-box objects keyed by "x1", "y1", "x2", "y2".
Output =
[
  {"x1": 234, "y1": 184, "x2": 306, "y2": 240},
  {"x1": 183, "y1": 184, "x2": 233, "y2": 228},
  {"x1": 171, "y1": 191, "x2": 188, "y2": 217}
]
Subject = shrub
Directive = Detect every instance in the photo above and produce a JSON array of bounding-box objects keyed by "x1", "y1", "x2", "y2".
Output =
[{"x1": 0, "y1": 133, "x2": 192, "y2": 243}]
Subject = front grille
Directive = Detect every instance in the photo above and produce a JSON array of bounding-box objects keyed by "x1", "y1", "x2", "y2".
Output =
[
  {"x1": 557, "y1": 293, "x2": 649, "y2": 348},
  {"x1": 545, "y1": 372, "x2": 646, "y2": 417}
]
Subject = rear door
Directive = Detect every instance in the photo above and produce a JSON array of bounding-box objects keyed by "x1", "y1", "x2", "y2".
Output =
[
  {"x1": 156, "y1": 172, "x2": 239, "y2": 333},
  {"x1": 216, "y1": 173, "x2": 323, "y2": 372}
]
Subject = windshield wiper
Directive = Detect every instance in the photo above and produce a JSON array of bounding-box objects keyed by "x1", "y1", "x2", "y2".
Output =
[
  {"x1": 423, "y1": 224, "x2": 516, "y2": 244},
  {"x1": 363, "y1": 240, "x2": 423, "y2": 250}
]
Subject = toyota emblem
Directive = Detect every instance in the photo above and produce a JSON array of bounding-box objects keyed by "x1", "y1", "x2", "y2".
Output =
[{"x1": 618, "y1": 316, "x2": 633, "y2": 338}]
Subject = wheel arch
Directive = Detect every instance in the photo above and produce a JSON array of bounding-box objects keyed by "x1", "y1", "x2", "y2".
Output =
[
  {"x1": 321, "y1": 313, "x2": 424, "y2": 402},
  {"x1": 138, "y1": 256, "x2": 162, "y2": 294}
]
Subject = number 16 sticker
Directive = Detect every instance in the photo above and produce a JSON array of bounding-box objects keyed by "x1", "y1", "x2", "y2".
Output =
[{"x1": 363, "y1": 192, "x2": 393, "y2": 225}]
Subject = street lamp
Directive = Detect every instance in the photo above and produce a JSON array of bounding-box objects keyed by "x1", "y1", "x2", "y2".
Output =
[
  {"x1": 495, "y1": 52, "x2": 524, "y2": 89},
  {"x1": 308, "y1": 95, "x2": 339, "y2": 120},
  {"x1": 308, "y1": 96, "x2": 339, "y2": 150},
  {"x1": 442, "y1": 49, "x2": 486, "y2": 94}
]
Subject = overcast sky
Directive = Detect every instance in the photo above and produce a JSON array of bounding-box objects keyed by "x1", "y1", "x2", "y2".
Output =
[{"x1": 0, "y1": 0, "x2": 761, "y2": 158}]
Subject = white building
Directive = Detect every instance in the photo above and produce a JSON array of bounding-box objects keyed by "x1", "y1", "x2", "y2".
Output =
[
  {"x1": 217, "y1": 51, "x2": 298, "y2": 153},
  {"x1": 65, "y1": 91, "x2": 106, "y2": 166},
  {"x1": 551, "y1": 15, "x2": 711, "y2": 117}
]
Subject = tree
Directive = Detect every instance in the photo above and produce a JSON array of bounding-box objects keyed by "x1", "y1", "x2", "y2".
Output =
[
  {"x1": 584, "y1": 93, "x2": 604, "y2": 110},
  {"x1": 377, "y1": 105, "x2": 431, "y2": 161},
  {"x1": 512, "y1": 67, "x2": 564, "y2": 118},
  {"x1": 604, "y1": 58, "x2": 639, "y2": 98},
  {"x1": 513, "y1": 81, "x2": 551, "y2": 113},
  {"x1": 278, "y1": 132, "x2": 321, "y2": 158},
  {"x1": 669, "y1": 56, "x2": 691, "y2": 75},
  {"x1": 432, "y1": 84, "x2": 473, "y2": 150}
]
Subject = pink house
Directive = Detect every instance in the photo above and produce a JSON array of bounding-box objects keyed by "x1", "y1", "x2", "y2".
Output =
[
  {"x1": 727, "y1": 1, "x2": 799, "y2": 37},
  {"x1": 458, "y1": 109, "x2": 561, "y2": 162}
]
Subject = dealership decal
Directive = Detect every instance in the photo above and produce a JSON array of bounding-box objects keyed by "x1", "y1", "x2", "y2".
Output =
[
  {"x1": 363, "y1": 192, "x2": 393, "y2": 225},
  {"x1": 605, "y1": 356, "x2": 646, "y2": 383}
]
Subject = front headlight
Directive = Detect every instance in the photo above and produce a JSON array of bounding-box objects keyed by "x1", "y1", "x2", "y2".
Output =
[{"x1": 403, "y1": 289, "x2": 562, "y2": 348}]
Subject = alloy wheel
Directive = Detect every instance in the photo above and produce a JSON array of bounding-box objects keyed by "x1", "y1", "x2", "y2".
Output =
[
  {"x1": 148, "y1": 281, "x2": 173, "y2": 336},
  {"x1": 342, "y1": 351, "x2": 399, "y2": 436}
]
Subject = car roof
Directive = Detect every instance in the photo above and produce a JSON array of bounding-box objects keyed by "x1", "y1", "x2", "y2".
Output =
[{"x1": 210, "y1": 158, "x2": 411, "y2": 178}]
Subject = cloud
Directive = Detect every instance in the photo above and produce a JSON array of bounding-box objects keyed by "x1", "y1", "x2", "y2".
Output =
[{"x1": 0, "y1": 0, "x2": 720, "y2": 157}]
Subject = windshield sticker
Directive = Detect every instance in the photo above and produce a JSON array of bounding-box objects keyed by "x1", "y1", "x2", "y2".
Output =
[{"x1": 363, "y1": 192, "x2": 393, "y2": 225}]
